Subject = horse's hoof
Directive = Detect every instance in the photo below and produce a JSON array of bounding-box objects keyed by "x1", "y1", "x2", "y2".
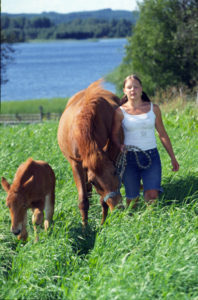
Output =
[
  {"x1": 18, "y1": 232, "x2": 28, "y2": 241},
  {"x1": 101, "y1": 219, "x2": 105, "y2": 225},
  {"x1": 82, "y1": 220, "x2": 88, "y2": 227}
]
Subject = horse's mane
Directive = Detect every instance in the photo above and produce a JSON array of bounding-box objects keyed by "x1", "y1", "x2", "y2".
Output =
[
  {"x1": 75, "y1": 80, "x2": 120, "y2": 174},
  {"x1": 84, "y1": 79, "x2": 120, "y2": 106}
]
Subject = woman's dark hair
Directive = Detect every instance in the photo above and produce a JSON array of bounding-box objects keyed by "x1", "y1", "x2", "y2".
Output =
[
  {"x1": 142, "y1": 91, "x2": 150, "y2": 102},
  {"x1": 120, "y1": 74, "x2": 150, "y2": 105}
]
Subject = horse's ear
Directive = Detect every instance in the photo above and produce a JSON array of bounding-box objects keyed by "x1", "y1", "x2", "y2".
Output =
[
  {"x1": 22, "y1": 176, "x2": 34, "y2": 192},
  {"x1": 1, "y1": 177, "x2": 10, "y2": 192}
]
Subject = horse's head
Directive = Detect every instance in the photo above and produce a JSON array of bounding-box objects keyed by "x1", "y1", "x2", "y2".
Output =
[
  {"x1": 1, "y1": 177, "x2": 32, "y2": 237},
  {"x1": 88, "y1": 156, "x2": 122, "y2": 211}
]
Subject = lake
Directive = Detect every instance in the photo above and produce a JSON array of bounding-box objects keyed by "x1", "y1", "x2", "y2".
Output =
[{"x1": 1, "y1": 38, "x2": 127, "y2": 102}]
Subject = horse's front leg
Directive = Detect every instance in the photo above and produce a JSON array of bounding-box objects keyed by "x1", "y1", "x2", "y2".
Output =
[
  {"x1": 86, "y1": 181, "x2": 92, "y2": 199},
  {"x1": 100, "y1": 197, "x2": 109, "y2": 225},
  {"x1": 71, "y1": 161, "x2": 89, "y2": 226}
]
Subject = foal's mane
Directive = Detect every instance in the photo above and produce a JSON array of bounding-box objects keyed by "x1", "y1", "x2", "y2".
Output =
[
  {"x1": 75, "y1": 80, "x2": 120, "y2": 173},
  {"x1": 13, "y1": 158, "x2": 33, "y2": 189}
]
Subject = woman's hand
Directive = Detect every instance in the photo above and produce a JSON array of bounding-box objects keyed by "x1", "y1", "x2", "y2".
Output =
[
  {"x1": 120, "y1": 144, "x2": 126, "y2": 153},
  {"x1": 154, "y1": 104, "x2": 180, "y2": 173},
  {"x1": 171, "y1": 158, "x2": 180, "y2": 171}
]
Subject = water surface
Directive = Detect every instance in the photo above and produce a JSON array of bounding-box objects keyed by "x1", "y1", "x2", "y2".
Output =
[{"x1": 1, "y1": 38, "x2": 127, "y2": 101}]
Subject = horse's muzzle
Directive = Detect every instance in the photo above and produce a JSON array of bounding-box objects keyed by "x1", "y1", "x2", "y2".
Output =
[{"x1": 11, "y1": 228, "x2": 21, "y2": 236}]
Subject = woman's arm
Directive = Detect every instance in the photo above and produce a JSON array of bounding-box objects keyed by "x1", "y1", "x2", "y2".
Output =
[
  {"x1": 154, "y1": 104, "x2": 179, "y2": 171},
  {"x1": 111, "y1": 108, "x2": 125, "y2": 152}
]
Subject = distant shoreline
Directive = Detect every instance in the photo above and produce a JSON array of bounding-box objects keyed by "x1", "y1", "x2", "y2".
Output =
[
  {"x1": 16, "y1": 37, "x2": 127, "y2": 44},
  {"x1": 2, "y1": 10, "x2": 137, "y2": 43}
]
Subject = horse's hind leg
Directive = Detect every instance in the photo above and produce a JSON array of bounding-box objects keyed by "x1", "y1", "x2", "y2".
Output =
[{"x1": 71, "y1": 161, "x2": 89, "y2": 226}]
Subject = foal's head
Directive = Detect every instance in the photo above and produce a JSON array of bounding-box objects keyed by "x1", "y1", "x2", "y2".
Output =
[{"x1": 1, "y1": 177, "x2": 32, "y2": 237}]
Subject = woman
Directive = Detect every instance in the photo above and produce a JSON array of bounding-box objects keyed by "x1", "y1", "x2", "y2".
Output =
[{"x1": 112, "y1": 74, "x2": 179, "y2": 207}]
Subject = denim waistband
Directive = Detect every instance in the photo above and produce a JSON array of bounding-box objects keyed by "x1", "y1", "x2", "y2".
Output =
[{"x1": 132, "y1": 147, "x2": 157, "y2": 153}]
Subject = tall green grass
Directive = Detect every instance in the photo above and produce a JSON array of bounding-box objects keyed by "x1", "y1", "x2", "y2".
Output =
[
  {"x1": 0, "y1": 102, "x2": 198, "y2": 299},
  {"x1": 1, "y1": 97, "x2": 68, "y2": 114}
]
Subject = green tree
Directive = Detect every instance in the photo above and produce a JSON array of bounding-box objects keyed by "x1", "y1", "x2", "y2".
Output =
[
  {"x1": 30, "y1": 17, "x2": 53, "y2": 28},
  {"x1": 1, "y1": 33, "x2": 15, "y2": 85},
  {"x1": 1, "y1": 15, "x2": 10, "y2": 29},
  {"x1": 113, "y1": 0, "x2": 198, "y2": 95},
  {"x1": 0, "y1": 4, "x2": 15, "y2": 85}
]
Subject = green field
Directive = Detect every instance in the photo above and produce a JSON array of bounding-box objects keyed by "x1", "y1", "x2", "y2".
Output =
[
  {"x1": 1, "y1": 97, "x2": 68, "y2": 114},
  {"x1": 0, "y1": 102, "x2": 198, "y2": 299}
]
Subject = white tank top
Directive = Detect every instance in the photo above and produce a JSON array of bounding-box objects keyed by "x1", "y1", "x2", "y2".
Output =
[{"x1": 120, "y1": 103, "x2": 157, "y2": 151}]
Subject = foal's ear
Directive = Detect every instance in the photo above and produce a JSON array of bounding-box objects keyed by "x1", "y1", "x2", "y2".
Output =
[
  {"x1": 23, "y1": 176, "x2": 34, "y2": 191},
  {"x1": 1, "y1": 177, "x2": 10, "y2": 192}
]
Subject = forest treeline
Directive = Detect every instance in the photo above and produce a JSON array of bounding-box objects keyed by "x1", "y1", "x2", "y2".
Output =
[{"x1": 1, "y1": 10, "x2": 137, "y2": 43}]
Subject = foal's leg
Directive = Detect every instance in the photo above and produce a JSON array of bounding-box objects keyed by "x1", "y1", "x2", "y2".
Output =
[
  {"x1": 71, "y1": 161, "x2": 89, "y2": 226},
  {"x1": 32, "y1": 208, "x2": 44, "y2": 225},
  {"x1": 32, "y1": 207, "x2": 44, "y2": 241},
  {"x1": 44, "y1": 192, "x2": 55, "y2": 231},
  {"x1": 18, "y1": 211, "x2": 28, "y2": 241}
]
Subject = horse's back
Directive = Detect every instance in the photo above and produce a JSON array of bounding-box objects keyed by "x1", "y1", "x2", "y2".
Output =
[
  {"x1": 58, "y1": 99, "x2": 82, "y2": 160},
  {"x1": 57, "y1": 80, "x2": 120, "y2": 161}
]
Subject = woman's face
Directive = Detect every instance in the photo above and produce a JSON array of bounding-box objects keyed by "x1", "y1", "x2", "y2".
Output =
[{"x1": 123, "y1": 78, "x2": 142, "y2": 101}]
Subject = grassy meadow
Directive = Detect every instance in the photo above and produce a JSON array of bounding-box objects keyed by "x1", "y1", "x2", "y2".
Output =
[
  {"x1": 0, "y1": 99, "x2": 198, "y2": 299},
  {"x1": 1, "y1": 97, "x2": 68, "y2": 114}
]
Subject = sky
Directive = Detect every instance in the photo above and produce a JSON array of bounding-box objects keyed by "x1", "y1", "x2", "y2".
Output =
[{"x1": 1, "y1": 0, "x2": 139, "y2": 14}]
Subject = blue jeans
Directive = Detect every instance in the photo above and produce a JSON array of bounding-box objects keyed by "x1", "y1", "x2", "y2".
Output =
[{"x1": 122, "y1": 148, "x2": 163, "y2": 199}]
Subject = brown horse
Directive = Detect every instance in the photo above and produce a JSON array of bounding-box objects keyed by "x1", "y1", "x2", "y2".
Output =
[
  {"x1": 1, "y1": 158, "x2": 55, "y2": 240},
  {"x1": 57, "y1": 80, "x2": 123, "y2": 225}
]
